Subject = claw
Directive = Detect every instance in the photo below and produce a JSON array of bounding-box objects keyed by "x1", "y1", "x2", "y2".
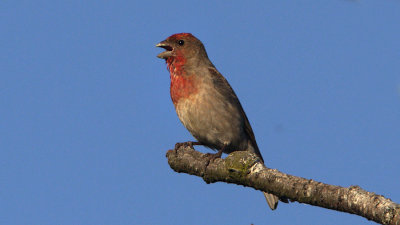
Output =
[{"x1": 204, "y1": 149, "x2": 223, "y2": 163}]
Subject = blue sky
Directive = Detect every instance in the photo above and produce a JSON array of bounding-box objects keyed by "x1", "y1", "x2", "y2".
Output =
[{"x1": 1, "y1": 1, "x2": 399, "y2": 224}]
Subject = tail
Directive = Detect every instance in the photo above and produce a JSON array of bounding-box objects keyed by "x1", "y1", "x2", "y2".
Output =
[
  {"x1": 244, "y1": 139, "x2": 279, "y2": 210},
  {"x1": 263, "y1": 192, "x2": 279, "y2": 210}
]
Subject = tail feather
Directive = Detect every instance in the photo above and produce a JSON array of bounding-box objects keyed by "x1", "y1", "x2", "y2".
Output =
[{"x1": 263, "y1": 192, "x2": 279, "y2": 210}]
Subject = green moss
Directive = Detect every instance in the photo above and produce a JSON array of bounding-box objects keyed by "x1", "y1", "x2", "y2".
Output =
[{"x1": 225, "y1": 151, "x2": 260, "y2": 180}]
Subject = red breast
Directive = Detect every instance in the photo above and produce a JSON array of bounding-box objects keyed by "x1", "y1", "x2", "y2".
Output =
[{"x1": 167, "y1": 56, "x2": 199, "y2": 106}]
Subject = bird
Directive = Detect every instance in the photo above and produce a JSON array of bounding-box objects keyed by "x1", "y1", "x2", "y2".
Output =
[{"x1": 156, "y1": 33, "x2": 279, "y2": 210}]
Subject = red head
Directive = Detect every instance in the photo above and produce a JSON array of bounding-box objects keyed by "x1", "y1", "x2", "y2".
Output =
[
  {"x1": 156, "y1": 33, "x2": 211, "y2": 72},
  {"x1": 156, "y1": 33, "x2": 201, "y2": 59}
]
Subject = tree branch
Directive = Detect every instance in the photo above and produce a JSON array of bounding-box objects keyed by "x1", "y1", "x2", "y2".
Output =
[{"x1": 166, "y1": 146, "x2": 400, "y2": 225}]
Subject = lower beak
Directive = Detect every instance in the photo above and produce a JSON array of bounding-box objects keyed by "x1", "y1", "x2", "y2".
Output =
[{"x1": 156, "y1": 42, "x2": 173, "y2": 59}]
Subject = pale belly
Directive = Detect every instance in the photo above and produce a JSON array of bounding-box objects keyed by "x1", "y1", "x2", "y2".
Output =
[{"x1": 174, "y1": 91, "x2": 247, "y2": 152}]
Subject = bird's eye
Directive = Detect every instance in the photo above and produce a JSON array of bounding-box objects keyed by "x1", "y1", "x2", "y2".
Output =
[{"x1": 178, "y1": 40, "x2": 185, "y2": 46}]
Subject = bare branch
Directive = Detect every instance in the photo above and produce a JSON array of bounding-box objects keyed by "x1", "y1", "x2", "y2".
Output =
[{"x1": 166, "y1": 146, "x2": 400, "y2": 225}]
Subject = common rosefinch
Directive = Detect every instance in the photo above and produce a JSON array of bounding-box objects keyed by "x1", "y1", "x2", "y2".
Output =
[{"x1": 156, "y1": 33, "x2": 279, "y2": 210}]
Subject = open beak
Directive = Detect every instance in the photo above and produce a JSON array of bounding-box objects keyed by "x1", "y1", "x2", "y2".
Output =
[{"x1": 156, "y1": 41, "x2": 173, "y2": 59}]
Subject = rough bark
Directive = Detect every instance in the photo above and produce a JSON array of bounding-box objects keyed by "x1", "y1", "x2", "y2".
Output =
[{"x1": 166, "y1": 146, "x2": 400, "y2": 225}]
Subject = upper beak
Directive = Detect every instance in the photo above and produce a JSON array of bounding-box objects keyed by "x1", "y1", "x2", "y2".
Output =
[
  {"x1": 155, "y1": 42, "x2": 166, "y2": 47},
  {"x1": 156, "y1": 41, "x2": 173, "y2": 59}
]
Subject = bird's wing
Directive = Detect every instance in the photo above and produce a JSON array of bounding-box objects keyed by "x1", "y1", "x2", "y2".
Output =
[{"x1": 207, "y1": 67, "x2": 264, "y2": 162}]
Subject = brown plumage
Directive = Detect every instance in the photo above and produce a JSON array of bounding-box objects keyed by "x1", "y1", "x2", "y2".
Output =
[{"x1": 156, "y1": 33, "x2": 279, "y2": 210}]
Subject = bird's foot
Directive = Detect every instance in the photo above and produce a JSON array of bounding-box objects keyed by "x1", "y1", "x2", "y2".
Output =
[
  {"x1": 204, "y1": 149, "x2": 223, "y2": 164},
  {"x1": 174, "y1": 141, "x2": 201, "y2": 150}
]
